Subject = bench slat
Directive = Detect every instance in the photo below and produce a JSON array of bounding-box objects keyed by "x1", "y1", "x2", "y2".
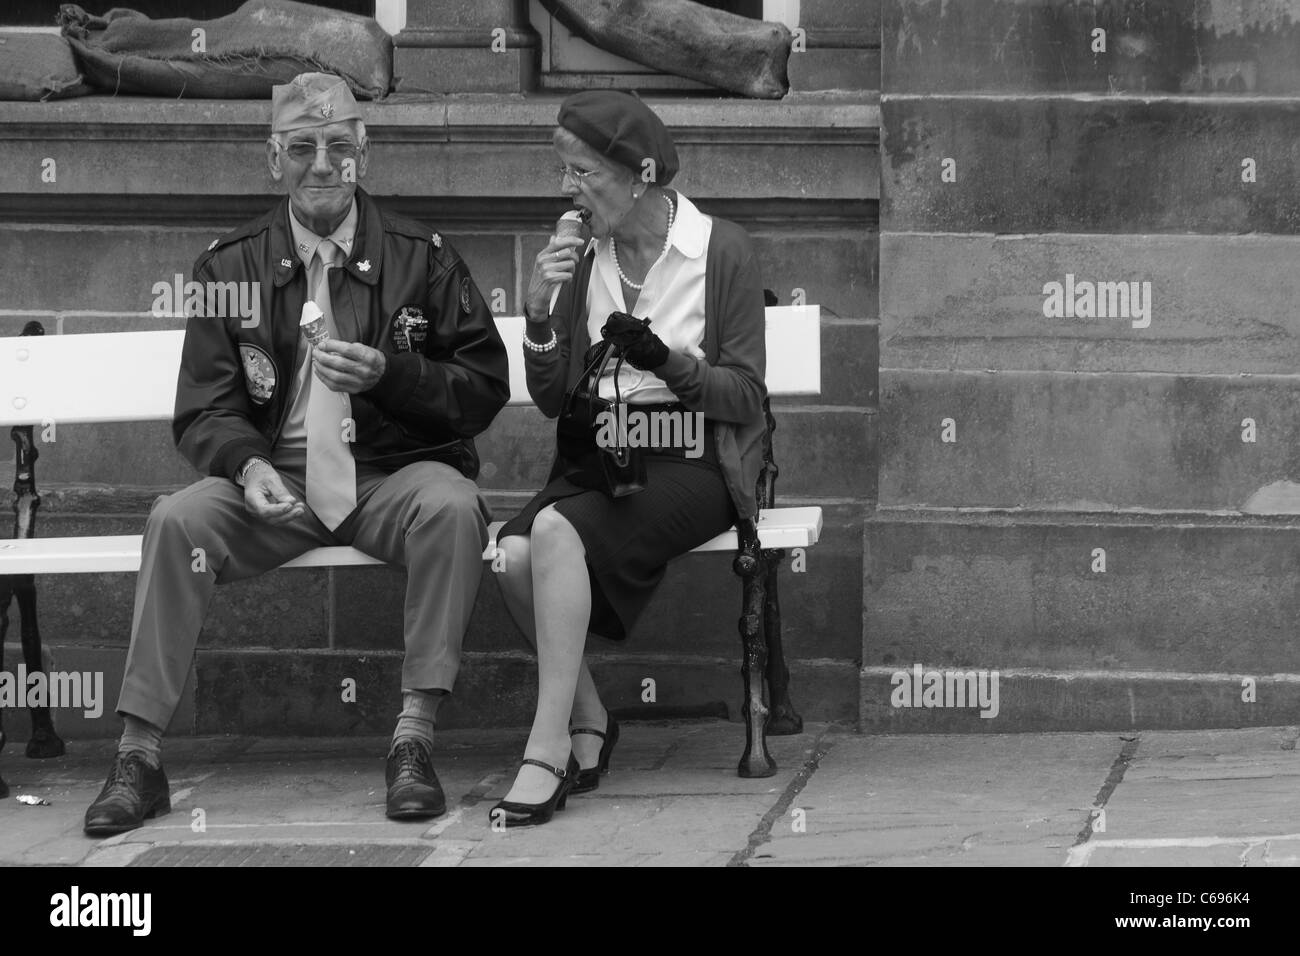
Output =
[
  {"x1": 0, "y1": 307, "x2": 820, "y2": 426},
  {"x1": 3, "y1": 330, "x2": 185, "y2": 425},
  {"x1": 0, "y1": 507, "x2": 823, "y2": 575}
]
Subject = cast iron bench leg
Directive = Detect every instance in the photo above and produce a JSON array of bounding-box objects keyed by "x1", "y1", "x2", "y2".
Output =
[
  {"x1": 0, "y1": 574, "x2": 9, "y2": 796},
  {"x1": 734, "y1": 517, "x2": 776, "y2": 778},
  {"x1": 762, "y1": 546, "x2": 803, "y2": 735},
  {"x1": 756, "y1": 401, "x2": 803, "y2": 736},
  {"x1": 2, "y1": 570, "x2": 63, "y2": 758},
  {"x1": 4, "y1": 321, "x2": 65, "y2": 762}
]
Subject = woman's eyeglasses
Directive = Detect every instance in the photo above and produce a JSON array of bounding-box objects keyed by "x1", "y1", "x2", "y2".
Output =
[
  {"x1": 277, "y1": 141, "x2": 363, "y2": 165},
  {"x1": 557, "y1": 165, "x2": 598, "y2": 184}
]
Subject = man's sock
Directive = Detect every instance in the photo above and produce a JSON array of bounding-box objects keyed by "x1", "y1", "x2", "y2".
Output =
[
  {"x1": 390, "y1": 689, "x2": 444, "y2": 753},
  {"x1": 118, "y1": 715, "x2": 164, "y2": 769}
]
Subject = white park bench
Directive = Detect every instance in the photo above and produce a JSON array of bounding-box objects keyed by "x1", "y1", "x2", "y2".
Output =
[{"x1": 0, "y1": 307, "x2": 822, "y2": 783}]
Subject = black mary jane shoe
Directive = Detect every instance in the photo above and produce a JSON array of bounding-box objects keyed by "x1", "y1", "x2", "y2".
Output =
[
  {"x1": 570, "y1": 713, "x2": 619, "y2": 795},
  {"x1": 489, "y1": 755, "x2": 579, "y2": 829}
]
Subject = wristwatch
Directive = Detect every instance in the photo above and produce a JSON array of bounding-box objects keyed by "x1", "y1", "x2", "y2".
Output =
[{"x1": 235, "y1": 456, "x2": 272, "y2": 487}]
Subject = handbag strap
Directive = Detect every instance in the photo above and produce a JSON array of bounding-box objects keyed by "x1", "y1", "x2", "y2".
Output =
[
  {"x1": 561, "y1": 336, "x2": 636, "y2": 466},
  {"x1": 607, "y1": 348, "x2": 631, "y2": 466}
]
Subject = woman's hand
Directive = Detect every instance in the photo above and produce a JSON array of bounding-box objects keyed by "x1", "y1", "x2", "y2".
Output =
[
  {"x1": 525, "y1": 234, "x2": 586, "y2": 321},
  {"x1": 601, "y1": 311, "x2": 670, "y2": 370}
]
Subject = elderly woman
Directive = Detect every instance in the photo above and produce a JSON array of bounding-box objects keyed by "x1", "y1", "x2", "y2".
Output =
[{"x1": 491, "y1": 91, "x2": 768, "y2": 826}]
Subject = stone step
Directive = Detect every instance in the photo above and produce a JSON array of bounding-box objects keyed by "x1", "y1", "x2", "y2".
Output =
[
  {"x1": 0, "y1": 98, "x2": 878, "y2": 200},
  {"x1": 0, "y1": 221, "x2": 877, "y2": 322},
  {"x1": 860, "y1": 668, "x2": 1300, "y2": 733},
  {"x1": 881, "y1": 232, "x2": 1300, "y2": 374},
  {"x1": 883, "y1": 0, "x2": 1300, "y2": 95},
  {"x1": 0, "y1": 643, "x2": 859, "y2": 741},
  {"x1": 881, "y1": 96, "x2": 1300, "y2": 234},
  {"x1": 866, "y1": 509, "x2": 1300, "y2": 674},
  {"x1": 879, "y1": 370, "x2": 1299, "y2": 511}
]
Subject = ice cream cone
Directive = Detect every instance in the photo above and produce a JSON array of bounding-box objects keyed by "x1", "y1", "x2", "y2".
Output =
[{"x1": 300, "y1": 300, "x2": 328, "y2": 346}]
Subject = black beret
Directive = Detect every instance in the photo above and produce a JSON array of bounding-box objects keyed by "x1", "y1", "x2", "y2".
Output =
[{"x1": 557, "y1": 90, "x2": 680, "y2": 186}]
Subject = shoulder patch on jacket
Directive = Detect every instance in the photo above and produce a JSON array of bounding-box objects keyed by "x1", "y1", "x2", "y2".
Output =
[
  {"x1": 194, "y1": 213, "x2": 274, "y2": 271},
  {"x1": 381, "y1": 212, "x2": 458, "y2": 264},
  {"x1": 381, "y1": 211, "x2": 437, "y2": 242}
]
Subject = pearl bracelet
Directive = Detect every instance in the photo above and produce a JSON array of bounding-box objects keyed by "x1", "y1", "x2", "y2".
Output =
[{"x1": 522, "y1": 328, "x2": 558, "y2": 353}]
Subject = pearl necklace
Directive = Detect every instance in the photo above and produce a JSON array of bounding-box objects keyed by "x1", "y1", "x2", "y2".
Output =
[{"x1": 611, "y1": 194, "x2": 675, "y2": 292}]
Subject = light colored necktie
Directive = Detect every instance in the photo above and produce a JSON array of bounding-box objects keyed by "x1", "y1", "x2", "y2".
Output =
[{"x1": 305, "y1": 239, "x2": 357, "y2": 530}]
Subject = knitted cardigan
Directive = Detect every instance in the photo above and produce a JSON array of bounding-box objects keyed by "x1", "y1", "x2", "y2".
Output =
[{"x1": 523, "y1": 197, "x2": 768, "y2": 519}]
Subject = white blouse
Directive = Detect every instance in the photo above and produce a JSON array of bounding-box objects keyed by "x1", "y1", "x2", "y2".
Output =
[{"x1": 582, "y1": 192, "x2": 713, "y2": 403}]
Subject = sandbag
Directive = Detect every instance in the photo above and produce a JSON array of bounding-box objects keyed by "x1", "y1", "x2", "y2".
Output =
[
  {"x1": 58, "y1": 0, "x2": 392, "y2": 100},
  {"x1": 0, "y1": 32, "x2": 91, "y2": 101},
  {"x1": 539, "y1": 0, "x2": 792, "y2": 99}
]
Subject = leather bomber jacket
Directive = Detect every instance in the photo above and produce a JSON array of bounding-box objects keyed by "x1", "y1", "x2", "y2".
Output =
[{"x1": 173, "y1": 189, "x2": 511, "y2": 481}]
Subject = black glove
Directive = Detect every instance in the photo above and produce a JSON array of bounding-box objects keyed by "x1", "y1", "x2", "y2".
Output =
[{"x1": 600, "y1": 311, "x2": 670, "y2": 371}]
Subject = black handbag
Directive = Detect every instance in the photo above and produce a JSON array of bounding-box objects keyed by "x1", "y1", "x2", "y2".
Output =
[{"x1": 556, "y1": 337, "x2": 646, "y2": 498}]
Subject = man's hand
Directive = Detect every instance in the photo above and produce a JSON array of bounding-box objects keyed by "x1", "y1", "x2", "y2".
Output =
[
  {"x1": 312, "y1": 340, "x2": 387, "y2": 393},
  {"x1": 242, "y1": 461, "x2": 306, "y2": 525}
]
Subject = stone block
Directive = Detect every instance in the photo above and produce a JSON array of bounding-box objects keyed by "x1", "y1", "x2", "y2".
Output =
[
  {"x1": 884, "y1": 0, "x2": 1300, "y2": 94},
  {"x1": 801, "y1": 0, "x2": 882, "y2": 31},
  {"x1": 0, "y1": 642, "x2": 195, "y2": 739},
  {"x1": 0, "y1": 225, "x2": 220, "y2": 311},
  {"x1": 751, "y1": 229, "x2": 878, "y2": 321},
  {"x1": 879, "y1": 369, "x2": 1300, "y2": 511},
  {"x1": 190, "y1": 648, "x2": 857, "y2": 733},
  {"x1": 865, "y1": 511, "x2": 1300, "y2": 673},
  {"x1": 33, "y1": 421, "x2": 197, "y2": 488},
  {"x1": 881, "y1": 232, "x2": 1300, "y2": 374},
  {"x1": 882, "y1": 96, "x2": 1300, "y2": 234},
  {"x1": 474, "y1": 405, "x2": 873, "y2": 499},
  {"x1": 332, "y1": 501, "x2": 862, "y2": 663},
  {"x1": 789, "y1": 48, "x2": 880, "y2": 92},
  {"x1": 394, "y1": 47, "x2": 537, "y2": 95},
  {"x1": 860, "y1": 668, "x2": 1300, "y2": 733}
]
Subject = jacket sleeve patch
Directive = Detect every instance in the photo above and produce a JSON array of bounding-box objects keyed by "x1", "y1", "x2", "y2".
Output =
[
  {"x1": 240, "y1": 344, "x2": 277, "y2": 405},
  {"x1": 391, "y1": 305, "x2": 429, "y2": 353},
  {"x1": 460, "y1": 276, "x2": 473, "y2": 315}
]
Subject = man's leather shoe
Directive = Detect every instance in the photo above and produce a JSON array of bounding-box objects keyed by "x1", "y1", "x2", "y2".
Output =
[
  {"x1": 385, "y1": 738, "x2": 446, "y2": 820},
  {"x1": 84, "y1": 751, "x2": 170, "y2": 837}
]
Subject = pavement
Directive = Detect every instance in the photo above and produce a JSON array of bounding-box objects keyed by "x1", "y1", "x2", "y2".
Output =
[{"x1": 1, "y1": 720, "x2": 1298, "y2": 867}]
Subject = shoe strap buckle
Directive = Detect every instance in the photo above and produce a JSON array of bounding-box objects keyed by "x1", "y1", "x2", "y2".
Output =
[{"x1": 520, "y1": 757, "x2": 566, "y2": 779}]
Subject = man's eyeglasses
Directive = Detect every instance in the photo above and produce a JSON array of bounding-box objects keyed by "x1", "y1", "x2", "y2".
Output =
[
  {"x1": 557, "y1": 164, "x2": 597, "y2": 184},
  {"x1": 276, "y1": 141, "x2": 363, "y2": 165}
]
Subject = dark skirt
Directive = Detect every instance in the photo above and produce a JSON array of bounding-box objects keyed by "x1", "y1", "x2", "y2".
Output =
[{"x1": 498, "y1": 416, "x2": 735, "y2": 641}]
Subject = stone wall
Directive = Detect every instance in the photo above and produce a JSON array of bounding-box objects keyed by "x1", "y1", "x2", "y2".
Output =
[
  {"x1": 0, "y1": 86, "x2": 878, "y2": 737},
  {"x1": 871, "y1": 0, "x2": 1300, "y2": 731}
]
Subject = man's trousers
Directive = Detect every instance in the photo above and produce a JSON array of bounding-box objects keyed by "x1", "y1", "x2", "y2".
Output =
[{"x1": 116, "y1": 458, "x2": 490, "y2": 730}]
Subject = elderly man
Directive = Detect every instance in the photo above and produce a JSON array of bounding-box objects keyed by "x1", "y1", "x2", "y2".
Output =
[{"x1": 83, "y1": 73, "x2": 510, "y2": 835}]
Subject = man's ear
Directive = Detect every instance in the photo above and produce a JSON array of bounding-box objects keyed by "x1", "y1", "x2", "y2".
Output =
[
  {"x1": 355, "y1": 138, "x2": 370, "y2": 181},
  {"x1": 267, "y1": 139, "x2": 284, "y2": 183}
]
